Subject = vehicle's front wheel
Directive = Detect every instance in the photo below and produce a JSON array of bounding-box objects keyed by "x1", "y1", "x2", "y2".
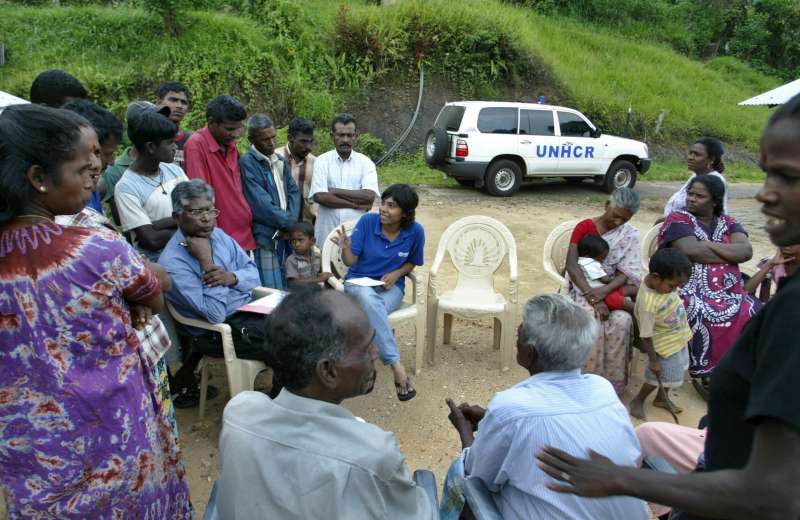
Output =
[
  {"x1": 485, "y1": 159, "x2": 522, "y2": 197},
  {"x1": 602, "y1": 160, "x2": 637, "y2": 193}
]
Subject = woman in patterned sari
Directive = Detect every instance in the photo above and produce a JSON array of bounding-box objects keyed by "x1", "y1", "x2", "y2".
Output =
[
  {"x1": 565, "y1": 188, "x2": 642, "y2": 395},
  {"x1": 0, "y1": 105, "x2": 192, "y2": 518},
  {"x1": 659, "y1": 174, "x2": 760, "y2": 388}
]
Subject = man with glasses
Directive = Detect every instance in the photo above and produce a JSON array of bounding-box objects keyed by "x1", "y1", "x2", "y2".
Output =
[
  {"x1": 216, "y1": 286, "x2": 436, "y2": 519},
  {"x1": 184, "y1": 95, "x2": 256, "y2": 252},
  {"x1": 159, "y1": 180, "x2": 273, "y2": 399},
  {"x1": 309, "y1": 113, "x2": 380, "y2": 244}
]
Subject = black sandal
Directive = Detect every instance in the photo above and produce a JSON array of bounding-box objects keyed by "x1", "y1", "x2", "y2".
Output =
[{"x1": 394, "y1": 376, "x2": 417, "y2": 402}]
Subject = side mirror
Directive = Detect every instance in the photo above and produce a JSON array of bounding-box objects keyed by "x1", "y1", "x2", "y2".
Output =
[{"x1": 591, "y1": 127, "x2": 602, "y2": 138}]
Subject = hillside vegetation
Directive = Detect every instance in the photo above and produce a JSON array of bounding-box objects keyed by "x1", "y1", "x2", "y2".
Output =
[{"x1": 0, "y1": 0, "x2": 783, "y2": 177}]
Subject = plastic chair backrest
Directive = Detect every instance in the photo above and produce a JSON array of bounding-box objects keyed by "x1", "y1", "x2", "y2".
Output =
[
  {"x1": 640, "y1": 224, "x2": 661, "y2": 273},
  {"x1": 432, "y1": 216, "x2": 516, "y2": 296},
  {"x1": 543, "y1": 219, "x2": 580, "y2": 288},
  {"x1": 320, "y1": 220, "x2": 357, "y2": 291}
]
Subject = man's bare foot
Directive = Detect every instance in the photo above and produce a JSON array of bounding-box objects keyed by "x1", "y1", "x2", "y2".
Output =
[
  {"x1": 629, "y1": 399, "x2": 646, "y2": 420},
  {"x1": 653, "y1": 396, "x2": 683, "y2": 414}
]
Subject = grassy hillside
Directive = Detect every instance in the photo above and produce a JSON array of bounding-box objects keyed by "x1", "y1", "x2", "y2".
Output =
[{"x1": 0, "y1": 0, "x2": 780, "y2": 177}]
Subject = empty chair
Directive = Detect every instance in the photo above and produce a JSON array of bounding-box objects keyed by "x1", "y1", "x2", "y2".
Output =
[{"x1": 426, "y1": 216, "x2": 518, "y2": 371}]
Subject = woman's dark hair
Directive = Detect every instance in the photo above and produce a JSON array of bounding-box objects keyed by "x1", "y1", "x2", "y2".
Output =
[
  {"x1": 29, "y1": 69, "x2": 88, "y2": 106},
  {"x1": 577, "y1": 234, "x2": 609, "y2": 260},
  {"x1": 694, "y1": 137, "x2": 725, "y2": 173},
  {"x1": 263, "y1": 286, "x2": 350, "y2": 391},
  {"x1": 0, "y1": 105, "x2": 88, "y2": 224},
  {"x1": 206, "y1": 95, "x2": 247, "y2": 123},
  {"x1": 288, "y1": 117, "x2": 315, "y2": 138},
  {"x1": 128, "y1": 110, "x2": 178, "y2": 152},
  {"x1": 381, "y1": 184, "x2": 418, "y2": 228},
  {"x1": 156, "y1": 81, "x2": 190, "y2": 101},
  {"x1": 768, "y1": 92, "x2": 800, "y2": 127},
  {"x1": 650, "y1": 247, "x2": 692, "y2": 280},
  {"x1": 688, "y1": 174, "x2": 725, "y2": 216},
  {"x1": 61, "y1": 99, "x2": 123, "y2": 145}
]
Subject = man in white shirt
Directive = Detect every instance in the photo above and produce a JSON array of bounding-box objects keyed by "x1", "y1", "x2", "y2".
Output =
[
  {"x1": 216, "y1": 286, "x2": 436, "y2": 520},
  {"x1": 309, "y1": 113, "x2": 380, "y2": 243},
  {"x1": 442, "y1": 293, "x2": 649, "y2": 520}
]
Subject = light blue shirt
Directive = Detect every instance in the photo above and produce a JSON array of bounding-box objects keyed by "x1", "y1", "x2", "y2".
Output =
[
  {"x1": 158, "y1": 228, "x2": 260, "y2": 327},
  {"x1": 463, "y1": 369, "x2": 648, "y2": 520}
]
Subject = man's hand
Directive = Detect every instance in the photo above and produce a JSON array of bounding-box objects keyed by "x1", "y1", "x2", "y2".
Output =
[
  {"x1": 130, "y1": 303, "x2": 152, "y2": 330},
  {"x1": 381, "y1": 270, "x2": 402, "y2": 289},
  {"x1": 446, "y1": 398, "x2": 476, "y2": 448},
  {"x1": 203, "y1": 266, "x2": 236, "y2": 287},
  {"x1": 536, "y1": 446, "x2": 625, "y2": 497},
  {"x1": 456, "y1": 402, "x2": 486, "y2": 431},
  {"x1": 184, "y1": 236, "x2": 213, "y2": 264}
]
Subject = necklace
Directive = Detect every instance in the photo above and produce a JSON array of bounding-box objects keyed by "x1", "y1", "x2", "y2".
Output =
[{"x1": 139, "y1": 168, "x2": 167, "y2": 195}]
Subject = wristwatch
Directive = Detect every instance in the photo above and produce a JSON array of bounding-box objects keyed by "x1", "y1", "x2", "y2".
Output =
[{"x1": 231, "y1": 273, "x2": 239, "y2": 287}]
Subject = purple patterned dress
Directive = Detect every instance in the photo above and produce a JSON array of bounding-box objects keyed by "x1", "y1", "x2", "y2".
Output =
[{"x1": 0, "y1": 223, "x2": 193, "y2": 519}]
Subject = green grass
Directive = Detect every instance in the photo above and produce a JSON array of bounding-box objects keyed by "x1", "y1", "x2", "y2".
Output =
[{"x1": 646, "y1": 159, "x2": 764, "y2": 183}]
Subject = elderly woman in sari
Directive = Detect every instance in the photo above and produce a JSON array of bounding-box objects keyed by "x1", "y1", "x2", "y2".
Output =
[
  {"x1": 659, "y1": 174, "x2": 760, "y2": 388},
  {"x1": 565, "y1": 188, "x2": 642, "y2": 395}
]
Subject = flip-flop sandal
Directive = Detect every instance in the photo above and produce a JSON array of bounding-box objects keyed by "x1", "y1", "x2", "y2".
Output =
[{"x1": 394, "y1": 376, "x2": 417, "y2": 402}]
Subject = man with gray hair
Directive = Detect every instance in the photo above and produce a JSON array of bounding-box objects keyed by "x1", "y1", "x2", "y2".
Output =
[
  {"x1": 240, "y1": 113, "x2": 300, "y2": 289},
  {"x1": 441, "y1": 294, "x2": 647, "y2": 519},
  {"x1": 159, "y1": 180, "x2": 271, "y2": 394},
  {"x1": 216, "y1": 285, "x2": 436, "y2": 519}
]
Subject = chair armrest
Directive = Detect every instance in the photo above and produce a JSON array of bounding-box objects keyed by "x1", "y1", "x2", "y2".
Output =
[
  {"x1": 327, "y1": 274, "x2": 345, "y2": 292},
  {"x1": 412, "y1": 469, "x2": 439, "y2": 518},
  {"x1": 508, "y1": 247, "x2": 518, "y2": 305},
  {"x1": 165, "y1": 301, "x2": 232, "y2": 336},
  {"x1": 406, "y1": 271, "x2": 424, "y2": 306},
  {"x1": 463, "y1": 477, "x2": 503, "y2": 520}
]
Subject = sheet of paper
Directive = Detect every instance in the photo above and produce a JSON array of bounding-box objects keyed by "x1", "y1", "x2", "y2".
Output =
[
  {"x1": 237, "y1": 290, "x2": 287, "y2": 315},
  {"x1": 345, "y1": 277, "x2": 385, "y2": 287}
]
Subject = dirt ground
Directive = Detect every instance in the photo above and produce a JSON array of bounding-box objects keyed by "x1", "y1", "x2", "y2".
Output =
[
  {"x1": 0, "y1": 180, "x2": 769, "y2": 519},
  {"x1": 175, "y1": 179, "x2": 771, "y2": 517}
]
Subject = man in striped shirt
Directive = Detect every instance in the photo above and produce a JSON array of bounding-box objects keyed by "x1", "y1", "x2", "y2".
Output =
[{"x1": 442, "y1": 294, "x2": 648, "y2": 520}]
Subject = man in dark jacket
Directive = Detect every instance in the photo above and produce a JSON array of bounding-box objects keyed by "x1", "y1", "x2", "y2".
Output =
[{"x1": 240, "y1": 114, "x2": 301, "y2": 289}]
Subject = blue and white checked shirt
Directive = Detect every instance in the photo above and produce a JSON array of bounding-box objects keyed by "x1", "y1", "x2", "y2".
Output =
[{"x1": 463, "y1": 369, "x2": 649, "y2": 520}]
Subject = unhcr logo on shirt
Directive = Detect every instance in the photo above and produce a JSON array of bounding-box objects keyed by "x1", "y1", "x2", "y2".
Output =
[
  {"x1": 536, "y1": 145, "x2": 595, "y2": 158},
  {"x1": 398, "y1": 251, "x2": 409, "y2": 257}
]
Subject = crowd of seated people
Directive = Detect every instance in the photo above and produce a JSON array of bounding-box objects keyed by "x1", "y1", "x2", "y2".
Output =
[{"x1": 1, "y1": 68, "x2": 798, "y2": 520}]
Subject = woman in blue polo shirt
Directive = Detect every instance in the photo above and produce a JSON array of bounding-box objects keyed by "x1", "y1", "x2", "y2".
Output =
[{"x1": 333, "y1": 184, "x2": 425, "y2": 402}]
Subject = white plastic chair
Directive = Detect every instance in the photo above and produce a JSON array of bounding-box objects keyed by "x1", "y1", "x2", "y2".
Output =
[
  {"x1": 321, "y1": 220, "x2": 428, "y2": 374},
  {"x1": 426, "y1": 216, "x2": 518, "y2": 371},
  {"x1": 165, "y1": 286, "x2": 272, "y2": 421},
  {"x1": 542, "y1": 219, "x2": 581, "y2": 291},
  {"x1": 640, "y1": 224, "x2": 661, "y2": 273}
]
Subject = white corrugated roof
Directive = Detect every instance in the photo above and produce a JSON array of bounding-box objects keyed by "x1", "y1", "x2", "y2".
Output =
[
  {"x1": 0, "y1": 90, "x2": 29, "y2": 109},
  {"x1": 738, "y1": 79, "x2": 800, "y2": 106}
]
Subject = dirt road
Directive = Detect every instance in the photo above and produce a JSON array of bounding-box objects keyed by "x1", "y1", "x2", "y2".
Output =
[{"x1": 175, "y1": 180, "x2": 770, "y2": 517}]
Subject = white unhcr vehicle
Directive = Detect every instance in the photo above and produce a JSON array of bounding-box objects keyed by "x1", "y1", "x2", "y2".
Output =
[{"x1": 424, "y1": 101, "x2": 651, "y2": 196}]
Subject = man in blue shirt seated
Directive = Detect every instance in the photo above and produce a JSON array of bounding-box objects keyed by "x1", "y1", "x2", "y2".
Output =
[
  {"x1": 159, "y1": 179, "x2": 274, "y2": 397},
  {"x1": 440, "y1": 293, "x2": 649, "y2": 520}
]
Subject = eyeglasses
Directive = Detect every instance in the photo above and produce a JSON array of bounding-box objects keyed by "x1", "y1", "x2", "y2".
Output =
[{"x1": 186, "y1": 208, "x2": 220, "y2": 218}]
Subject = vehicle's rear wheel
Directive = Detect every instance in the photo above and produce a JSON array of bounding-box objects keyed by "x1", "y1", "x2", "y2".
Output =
[
  {"x1": 423, "y1": 127, "x2": 449, "y2": 167},
  {"x1": 564, "y1": 177, "x2": 584, "y2": 184},
  {"x1": 455, "y1": 178, "x2": 474, "y2": 187},
  {"x1": 602, "y1": 160, "x2": 637, "y2": 193},
  {"x1": 485, "y1": 159, "x2": 522, "y2": 197}
]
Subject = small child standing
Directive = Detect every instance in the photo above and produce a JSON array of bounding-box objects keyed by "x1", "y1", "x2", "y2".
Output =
[
  {"x1": 577, "y1": 234, "x2": 635, "y2": 312},
  {"x1": 285, "y1": 222, "x2": 332, "y2": 286},
  {"x1": 629, "y1": 247, "x2": 694, "y2": 420}
]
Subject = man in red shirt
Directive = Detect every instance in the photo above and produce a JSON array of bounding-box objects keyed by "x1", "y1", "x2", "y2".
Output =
[{"x1": 183, "y1": 95, "x2": 256, "y2": 251}]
